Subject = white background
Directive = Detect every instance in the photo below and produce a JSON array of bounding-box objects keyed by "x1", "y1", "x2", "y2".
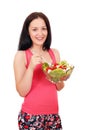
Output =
[{"x1": 0, "y1": 0, "x2": 87, "y2": 129}]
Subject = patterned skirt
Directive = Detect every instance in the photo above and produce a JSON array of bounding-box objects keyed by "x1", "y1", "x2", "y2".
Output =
[{"x1": 18, "y1": 110, "x2": 62, "y2": 130}]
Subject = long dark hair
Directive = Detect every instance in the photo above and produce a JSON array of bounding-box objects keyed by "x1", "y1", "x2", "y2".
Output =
[{"x1": 18, "y1": 12, "x2": 52, "y2": 50}]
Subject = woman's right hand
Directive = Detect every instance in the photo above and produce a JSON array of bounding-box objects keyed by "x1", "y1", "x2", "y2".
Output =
[{"x1": 29, "y1": 54, "x2": 44, "y2": 70}]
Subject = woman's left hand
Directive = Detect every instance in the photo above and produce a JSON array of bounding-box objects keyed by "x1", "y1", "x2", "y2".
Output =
[{"x1": 55, "y1": 81, "x2": 65, "y2": 91}]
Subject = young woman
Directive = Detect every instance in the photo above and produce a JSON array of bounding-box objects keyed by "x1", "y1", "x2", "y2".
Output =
[{"x1": 14, "y1": 12, "x2": 64, "y2": 130}]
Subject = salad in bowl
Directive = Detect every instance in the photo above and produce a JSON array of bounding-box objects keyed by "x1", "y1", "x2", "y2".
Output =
[{"x1": 42, "y1": 60, "x2": 74, "y2": 83}]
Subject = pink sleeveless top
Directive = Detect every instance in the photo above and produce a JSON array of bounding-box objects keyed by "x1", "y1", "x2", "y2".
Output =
[{"x1": 21, "y1": 49, "x2": 59, "y2": 115}]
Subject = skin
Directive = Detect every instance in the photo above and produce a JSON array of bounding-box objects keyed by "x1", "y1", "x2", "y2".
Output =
[{"x1": 13, "y1": 18, "x2": 64, "y2": 97}]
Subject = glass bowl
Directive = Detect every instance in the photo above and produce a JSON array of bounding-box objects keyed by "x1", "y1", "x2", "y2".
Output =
[{"x1": 42, "y1": 60, "x2": 74, "y2": 83}]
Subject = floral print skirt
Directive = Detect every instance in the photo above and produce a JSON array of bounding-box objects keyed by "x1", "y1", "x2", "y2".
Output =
[{"x1": 18, "y1": 110, "x2": 62, "y2": 130}]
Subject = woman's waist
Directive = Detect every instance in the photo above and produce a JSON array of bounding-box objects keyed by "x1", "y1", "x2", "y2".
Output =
[
  {"x1": 21, "y1": 102, "x2": 59, "y2": 115},
  {"x1": 24, "y1": 90, "x2": 58, "y2": 108}
]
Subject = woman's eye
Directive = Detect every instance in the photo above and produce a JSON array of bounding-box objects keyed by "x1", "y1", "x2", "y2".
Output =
[
  {"x1": 32, "y1": 28, "x2": 37, "y2": 31},
  {"x1": 42, "y1": 28, "x2": 47, "y2": 30}
]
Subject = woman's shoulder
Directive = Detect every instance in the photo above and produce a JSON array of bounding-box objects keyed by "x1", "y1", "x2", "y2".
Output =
[
  {"x1": 51, "y1": 48, "x2": 60, "y2": 55},
  {"x1": 14, "y1": 50, "x2": 25, "y2": 59},
  {"x1": 50, "y1": 48, "x2": 60, "y2": 62},
  {"x1": 14, "y1": 50, "x2": 26, "y2": 65}
]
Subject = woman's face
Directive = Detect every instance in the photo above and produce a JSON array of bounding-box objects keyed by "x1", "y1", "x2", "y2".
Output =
[{"x1": 28, "y1": 17, "x2": 48, "y2": 47}]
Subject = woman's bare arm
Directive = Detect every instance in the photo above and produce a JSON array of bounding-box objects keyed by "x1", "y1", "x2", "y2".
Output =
[{"x1": 13, "y1": 51, "x2": 34, "y2": 97}]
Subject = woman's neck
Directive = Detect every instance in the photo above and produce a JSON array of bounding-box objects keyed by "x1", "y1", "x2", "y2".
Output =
[{"x1": 30, "y1": 46, "x2": 44, "y2": 55}]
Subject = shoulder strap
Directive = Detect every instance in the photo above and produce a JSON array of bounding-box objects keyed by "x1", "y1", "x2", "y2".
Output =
[
  {"x1": 48, "y1": 49, "x2": 56, "y2": 64},
  {"x1": 25, "y1": 49, "x2": 32, "y2": 68}
]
